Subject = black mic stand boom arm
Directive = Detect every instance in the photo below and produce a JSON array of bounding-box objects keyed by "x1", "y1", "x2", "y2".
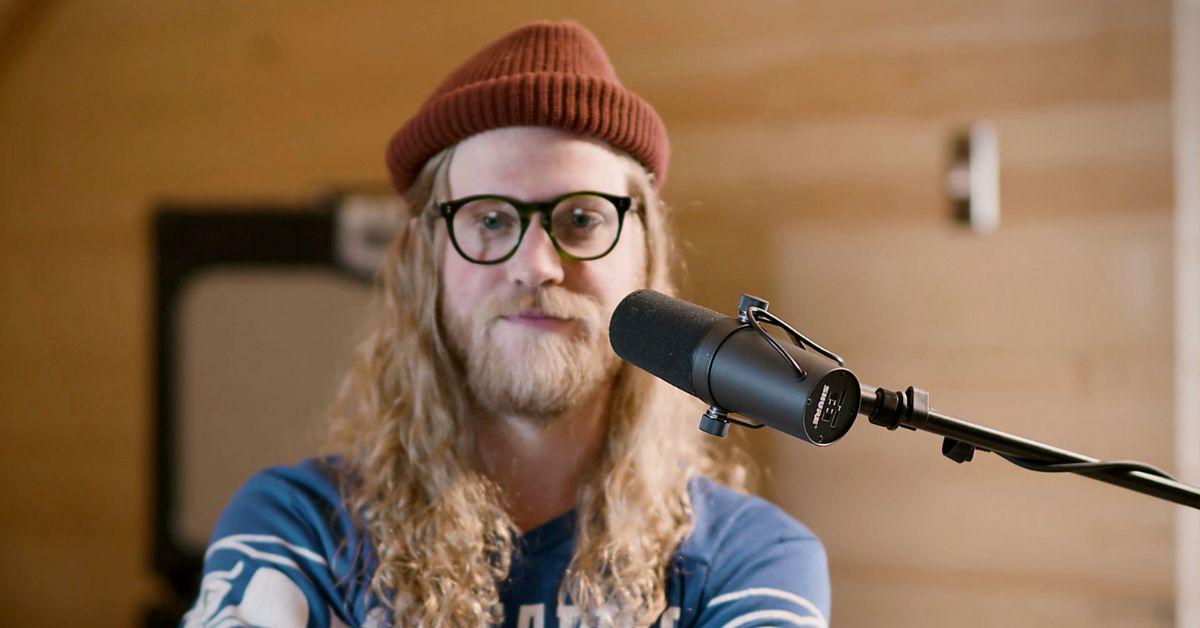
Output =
[{"x1": 860, "y1": 384, "x2": 1200, "y2": 509}]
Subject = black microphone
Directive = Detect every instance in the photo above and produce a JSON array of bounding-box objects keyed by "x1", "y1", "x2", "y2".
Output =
[{"x1": 609, "y1": 289, "x2": 860, "y2": 445}]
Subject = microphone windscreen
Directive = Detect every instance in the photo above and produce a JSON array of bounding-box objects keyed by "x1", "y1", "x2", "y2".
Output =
[{"x1": 609, "y1": 289, "x2": 725, "y2": 395}]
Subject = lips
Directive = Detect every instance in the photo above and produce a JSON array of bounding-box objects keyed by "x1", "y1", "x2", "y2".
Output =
[
  {"x1": 513, "y1": 309, "x2": 570, "y2": 321},
  {"x1": 500, "y1": 309, "x2": 574, "y2": 329}
]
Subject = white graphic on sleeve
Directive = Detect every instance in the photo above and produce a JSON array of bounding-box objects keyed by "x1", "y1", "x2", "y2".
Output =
[
  {"x1": 183, "y1": 561, "x2": 244, "y2": 626},
  {"x1": 204, "y1": 533, "x2": 329, "y2": 569},
  {"x1": 705, "y1": 587, "x2": 827, "y2": 628},
  {"x1": 183, "y1": 563, "x2": 309, "y2": 627},
  {"x1": 183, "y1": 534, "x2": 332, "y2": 628},
  {"x1": 235, "y1": 567, "x2": 310, "y2": 625}
]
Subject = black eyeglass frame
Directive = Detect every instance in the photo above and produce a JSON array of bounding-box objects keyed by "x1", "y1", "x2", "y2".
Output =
[{"x1": 436, "y1": 190, "x2": 635, "y2": 265}]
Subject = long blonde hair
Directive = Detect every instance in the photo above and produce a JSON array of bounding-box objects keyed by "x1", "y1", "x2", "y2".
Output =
[{"x1": 325, "y1": 142, "x2": 743, "y2": 625}]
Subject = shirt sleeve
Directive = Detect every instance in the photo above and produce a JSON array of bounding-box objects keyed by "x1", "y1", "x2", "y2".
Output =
[
  {"x1": 691, "y1": 500, "x2": 831, "y2": 628},
  {"x1": 179, "y1": 462, "x2": 372, "y2": 628}
]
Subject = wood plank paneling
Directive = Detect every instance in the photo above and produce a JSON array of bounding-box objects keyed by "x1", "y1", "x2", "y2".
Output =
[{"x1": 0, "y1": 1, "x2": 1174, "y2": 625}]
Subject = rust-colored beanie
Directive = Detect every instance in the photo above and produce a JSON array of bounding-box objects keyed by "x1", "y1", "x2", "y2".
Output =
[{"x1": 385, "y1": 19, "x2": 669, "y2": 194}]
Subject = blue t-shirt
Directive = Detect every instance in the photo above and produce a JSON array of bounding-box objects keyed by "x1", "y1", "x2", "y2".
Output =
[{"x1": 182, "y1": 458, "x2": 830, "y2": 627}]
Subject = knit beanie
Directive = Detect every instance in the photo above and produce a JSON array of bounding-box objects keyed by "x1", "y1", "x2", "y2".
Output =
[{"x1": 385, "y1": 19, "x2": 669, "y2": 194}]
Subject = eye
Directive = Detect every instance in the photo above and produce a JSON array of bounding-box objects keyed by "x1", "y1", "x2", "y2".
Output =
[
  {"x1": 569, "y1": 208, "x2": 600, "y2": 229},
  {"x1": 562, "y1": 207, "x2": 608, "y2": 231},
  {"x1": 477, "y1": 211, "x2": 514, "y2": 231}
]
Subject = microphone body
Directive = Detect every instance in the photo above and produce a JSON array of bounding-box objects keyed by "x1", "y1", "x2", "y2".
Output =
[
  {"x1": 610, "y1": 289, "x2": 859, "y2": 445},
  {"x1": 610, "y1": 292, "x2": 1200, "y2": 509}
]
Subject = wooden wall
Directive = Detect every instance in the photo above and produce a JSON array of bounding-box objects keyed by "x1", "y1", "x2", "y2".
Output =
[{"x1": 0, "y1": 1, "x2": 1176, "y2": 625}]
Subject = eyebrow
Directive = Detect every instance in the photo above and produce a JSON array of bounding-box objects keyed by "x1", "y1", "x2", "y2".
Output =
[{"x1": 441, "y1": 190, "x2": 631, "y2": 205}]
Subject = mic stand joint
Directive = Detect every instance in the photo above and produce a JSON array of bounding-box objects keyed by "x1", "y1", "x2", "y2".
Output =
[{"x1": 866, "y1": 385, "x2": 988, "y2": 465}]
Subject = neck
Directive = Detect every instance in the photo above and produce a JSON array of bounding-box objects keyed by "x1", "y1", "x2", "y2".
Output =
[{"x1": 476, "y1": 383, "x2": 611, "y2": 533}]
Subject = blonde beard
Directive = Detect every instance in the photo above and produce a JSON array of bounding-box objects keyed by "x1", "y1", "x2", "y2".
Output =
[{"x1": 443, "y1": 287, "x2": 621, "y2": 422}]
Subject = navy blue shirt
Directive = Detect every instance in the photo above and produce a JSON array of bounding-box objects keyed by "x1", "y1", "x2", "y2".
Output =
[{"x1": 182, "y1": 458, "x2": 830, "y2": 627}]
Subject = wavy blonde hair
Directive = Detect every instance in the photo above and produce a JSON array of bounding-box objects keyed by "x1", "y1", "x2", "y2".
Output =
[{"x1": 325, "y1": 141, "x2": 744, "y2": 625}]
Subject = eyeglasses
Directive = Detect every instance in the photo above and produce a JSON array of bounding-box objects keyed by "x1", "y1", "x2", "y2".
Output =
[{"x1": 436, "y1": 191, "x2": 634, "y2": 265}]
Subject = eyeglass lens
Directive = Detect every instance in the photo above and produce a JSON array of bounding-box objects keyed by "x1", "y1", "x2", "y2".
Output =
[{"x1": 451, "y1": 194, "x2": 621, "y2": 262}]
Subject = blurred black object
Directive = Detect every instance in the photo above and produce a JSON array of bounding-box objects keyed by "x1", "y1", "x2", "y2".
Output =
[{"x1": 145, "y1": 191, "x2": 398, "y2": 626}]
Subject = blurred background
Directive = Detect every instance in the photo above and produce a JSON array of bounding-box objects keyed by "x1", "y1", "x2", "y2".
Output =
[{"x1": 1, "y1": 1, "x2": 1197, "y2": 626}]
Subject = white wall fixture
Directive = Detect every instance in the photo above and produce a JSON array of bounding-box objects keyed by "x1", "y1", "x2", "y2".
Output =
[{"x1": 946, "y1": 121, "x2": 1000, "y2": 234}]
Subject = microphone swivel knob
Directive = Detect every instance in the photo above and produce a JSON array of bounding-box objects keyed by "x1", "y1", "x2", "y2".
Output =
[{"x1": 699, "y1": 405, "x2": 730, "y2": 438}]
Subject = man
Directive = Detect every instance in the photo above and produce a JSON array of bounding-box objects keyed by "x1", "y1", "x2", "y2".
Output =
[{"x1": 184, "y1": 19, "x2": 829, "y2": 627}]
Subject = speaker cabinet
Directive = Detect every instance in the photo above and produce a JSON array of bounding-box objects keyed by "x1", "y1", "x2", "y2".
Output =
[{"x1": 150, "y1": 194, "x2": 399, "y2": 612}]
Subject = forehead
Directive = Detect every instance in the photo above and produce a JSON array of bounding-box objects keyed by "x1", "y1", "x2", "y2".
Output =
[{"x1": 447, "y1": 126, "x2": 630, "y2": 201}]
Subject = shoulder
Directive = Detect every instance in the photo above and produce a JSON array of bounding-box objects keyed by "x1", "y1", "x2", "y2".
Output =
[
  {"x1": 208, "y1": 456, "x2": 370, "y2": 581},
  {"x1": 682, "y1": 475, "x2": 822, "y2": 557},
  {"x1": 679, "y1": 476, "x2": 831, "y2": 627},
  {"x1": 207, "y1": 457, "x2": 356, "y2": 561},
  {"x1": 218, "y1": 457, "x2": 345, "y2": 529},
  {"x1": 183, "y1": 457, "x2": 380, "y2": 627}
]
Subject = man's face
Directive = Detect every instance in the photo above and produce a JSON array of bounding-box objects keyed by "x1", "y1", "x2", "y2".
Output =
[{"x1": 439, "y1": 126, "x2": 648, "y2": 420}]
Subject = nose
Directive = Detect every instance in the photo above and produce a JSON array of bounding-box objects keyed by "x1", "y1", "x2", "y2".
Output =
[{"x1": 505, "y1": 215, "x2": 564, "y2": 288}]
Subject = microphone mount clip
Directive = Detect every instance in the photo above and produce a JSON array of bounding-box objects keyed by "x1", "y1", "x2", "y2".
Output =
[{"x1": 698, "y1": 294, "x2": 850, "y2": 438}]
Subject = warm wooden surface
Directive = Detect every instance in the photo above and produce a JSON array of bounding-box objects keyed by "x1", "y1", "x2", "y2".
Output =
[
  {"x1": 0, "y1": 1, "x2": 1175, "y2": 625},
  {"x1": 768, "y1": 214, "x2": 1174, "y2": 626}
]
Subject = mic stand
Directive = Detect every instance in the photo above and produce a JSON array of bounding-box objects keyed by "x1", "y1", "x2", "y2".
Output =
[{"x1": 860, "y1": 385, "x2": 1200, "y2": 509}]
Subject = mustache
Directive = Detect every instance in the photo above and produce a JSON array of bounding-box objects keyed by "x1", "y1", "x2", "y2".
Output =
[{"x1": 485, "y1": 288, "x2": 604, "y2": 326}]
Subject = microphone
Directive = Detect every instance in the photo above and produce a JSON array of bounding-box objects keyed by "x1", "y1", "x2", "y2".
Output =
[
  {"x1": 611, "y1": 291, "x2": 1200, "y2": 508},
  {"x1": 609, "y1": 289, "x2": 860, "y2": 445}
]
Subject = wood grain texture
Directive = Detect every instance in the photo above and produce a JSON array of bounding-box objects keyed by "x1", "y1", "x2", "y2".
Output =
[{"x1": 0, "y1": 1, "x2": 1174, "y2": 625}]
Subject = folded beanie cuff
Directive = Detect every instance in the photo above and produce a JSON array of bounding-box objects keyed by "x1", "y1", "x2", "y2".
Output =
[{"x1": 384, "y1": 21, "x2": 669, "y2": 195}]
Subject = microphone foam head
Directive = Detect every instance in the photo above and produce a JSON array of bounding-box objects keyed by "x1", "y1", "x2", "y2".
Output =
[{"x1": 609, "y1": 289, "x2": 724, "y2": 395}]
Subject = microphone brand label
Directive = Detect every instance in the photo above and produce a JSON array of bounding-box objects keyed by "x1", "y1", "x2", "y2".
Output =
[{"x1": 812, "y1": 385, "x2": 830, "y2": 428}]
